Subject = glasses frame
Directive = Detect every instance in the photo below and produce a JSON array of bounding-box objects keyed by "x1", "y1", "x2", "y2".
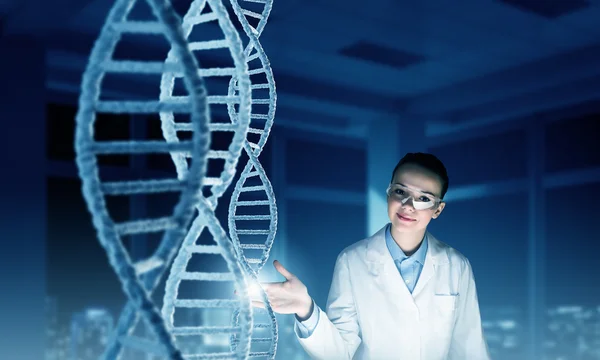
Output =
[{"x1": 386, "y1": 183, "x2": 443, "y2": 211}]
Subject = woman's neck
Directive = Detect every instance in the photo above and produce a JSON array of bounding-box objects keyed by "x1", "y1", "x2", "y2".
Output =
[{"x1": 390, "y1": 226, "x2": 426, "y2": 256}]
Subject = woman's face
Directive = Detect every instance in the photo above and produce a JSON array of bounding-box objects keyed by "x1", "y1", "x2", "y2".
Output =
[{"x1": 387, "y1": 163, "x2": 445, "y2": 233}]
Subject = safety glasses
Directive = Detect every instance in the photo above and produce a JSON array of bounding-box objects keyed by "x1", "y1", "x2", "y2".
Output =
[{"x1": 386, "y1": 183, "x2": 442, "y2": 211}]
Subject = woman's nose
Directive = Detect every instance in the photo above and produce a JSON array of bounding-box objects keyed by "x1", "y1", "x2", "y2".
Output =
[{"x1": 401, "y1": 196, "x2": 416, "y2": 210}]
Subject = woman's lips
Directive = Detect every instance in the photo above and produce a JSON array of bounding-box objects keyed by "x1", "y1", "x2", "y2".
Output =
[{"x1": 397, "y1": 213, "x2": 415, "y2": 222}]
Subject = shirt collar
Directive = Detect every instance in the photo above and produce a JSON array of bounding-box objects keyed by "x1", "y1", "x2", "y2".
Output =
[{"x1": 385, "y1": 223, "x2": 428, "y2": 265}]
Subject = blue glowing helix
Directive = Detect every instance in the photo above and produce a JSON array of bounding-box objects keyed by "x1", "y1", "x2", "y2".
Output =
[
  {"x1": 74, "y1": 0, "x2": 210, "y2": 359},
  {"x1": 158, "y1": 0, "x2": 256, "y2": 359},
  {"x1": 227, "y1": 0, "x2": 278, "y2": 358}
]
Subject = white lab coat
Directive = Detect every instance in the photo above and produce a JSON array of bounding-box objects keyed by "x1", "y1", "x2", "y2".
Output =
[{"x1": 295, "y1": 225, "x2": 491, "y2": 360}]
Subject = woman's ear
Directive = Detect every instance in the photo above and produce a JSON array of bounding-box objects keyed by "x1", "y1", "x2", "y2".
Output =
[{"x1": 432, "y1": 202, "x2": 446, "y2": 219}]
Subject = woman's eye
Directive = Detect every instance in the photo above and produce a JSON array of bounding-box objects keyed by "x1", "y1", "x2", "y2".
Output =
[
  {"x1": 419, "y1": 197, "x2": 431, "y2": 202},
  {"x1": 395, "y1": 189, "x2": 404, "y2": 195}
]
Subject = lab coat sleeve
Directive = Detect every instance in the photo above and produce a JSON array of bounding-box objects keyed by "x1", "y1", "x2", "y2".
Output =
[
  {"x1": 295, "y1": 299, "x2": 320, "y2": 338},
  {"x1": 448, "y1": 258, "x2": 491, "y2": 360},
  {"x1": 295, "y1": 251, "x2": 361, "y2": 360}
]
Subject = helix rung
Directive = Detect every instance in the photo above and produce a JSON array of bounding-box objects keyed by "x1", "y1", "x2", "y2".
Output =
[
  {"x1": 174, "y1": 299, "x2": 239, "y2": 308},
  {"x1": 171, "y1": 326, "x2": 241, "y2": 336},
  {"x1": 236, "y1": 229, "x2": 270, "y2": 235},
  {"x1": 134, "y1": 256, "x2": 164, "y2": 275},
  {"x1": 162, "y1": 95, "x2": 240, "y2": 105},
  {"x1": 185, "y1": 352, "x2": 237, "y2": 360},
  {"x1": 173, "y1": 122, "x2": 238, "y2": 133},
  {"x1": 239, "y1": 185, "x2": 265, "y2": 192},
  {"x1": 208, "y1": 150, "x2": 231, "y2": 159},
  {"x1": 251, "y1": 113, "x2": 269, "y2": 120},
  {"x1": 247, "y1": 128, "x2": 264, "y2": 135},
  {"x1": 251, "y1": 84, "x2": 269, "y2": 90},
  {"x1": 189, "y1": 40, "x2": 230, "y2": 51},
  {"x1": 233, "y1": 215, "x2": 270, "y2": 221},
  {"x1": 252, "y1": 99, "x2": 270, "y2": 105},
  {"x1": 209, "y1": 123, "x2": 238, "y2": 132},
  {"x1": 119, "y1": 335, "x2": 167, "y2": 356},
  {"x1": 101, "y1": 178, "x2": 185, "y2": 195},
  {"x1": 111, "y1": 21, "x2": 163, "y2": 34},
  {"x1": 102, "y1": 60, "x2": 180, "y2": 74},
  {"x1": 173, "y1": 122, "x2": 193, "y2": 131},
  {"x1": 95, "y1": 100, "x2": 194, "y2": 114},
  {"x1": 234, "y1": 200, "x2": 269, "y2": 206},
  {"x1": 246, "y1": 51, "x2": 260, "y2": 62},
  {"x1": 249, "y1": 352, "x2": 272, "y2": 358},
  {"x1": 254, "y1": 323, "x2": 270, "y2": 329},
  {"x1": 240, "y1": 244, "x2": 267, "y2": 250},
  {"x1": 186, "y1": 12, "x2": 218, "y2": 25},
  {"x1": 242, "y1": 9, "x2": 263, "y2": 20},
  {"x1": 179, "y1": 272, "x2": 235, "y2": 281},
  {"x1": 246, "y1": 258, "x2": 262, "y2": 264},
  {"x1": 210, "y1": 95, "x2": 240, "y2": 104},
  {"x1": 90, "y1": 140, "x2": 193, "y2": 154},
  {"x1": 245, "y1": 170, "x2": 260, "y2": 178},
  {"x1": 115, "y1": 216, "x2": 177, "y2": 235},
  {"x1": 187, "y1": 245, "x2": 221, "y2": 254},
  {"x1": 250, "y1": 338, "x2": 273, "y2": 343},
  {"x1": 243, "y1": 0, "x2": 267, "y2": 4},
  {"x1": 184, "y1": 150, "x2": 230, "y2": 159},
  {"x1": 169, "y1": 68, "x2": 236, "y2": 78},
  {"x1": 248, "y1": 68, "x2": 266, "y2": 76},
  {"x1": 203, "y1": 177, "x2": 223, "y2": 186},
  {"x1": 198, "y1": 67, "x2": 237, "y2": 77},
  {"x1": 248, "y1": 142, "x2": 260, "y2": 150}
]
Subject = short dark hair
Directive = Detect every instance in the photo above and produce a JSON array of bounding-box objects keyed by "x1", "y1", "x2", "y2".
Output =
[{"x1": 390, "y1": 152, "x2": 449, "y2": 199}]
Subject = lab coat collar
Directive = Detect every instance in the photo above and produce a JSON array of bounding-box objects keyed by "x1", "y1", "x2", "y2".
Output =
[
  {"x1": 384, "y1": 223, "x2": 428, "y2": 265},
  {"x1": 365, "y1": 223, "x2": 449, "y2": 299},
  {"x1": 366, "y1": 223, "x2": 448, "y2": 267}
]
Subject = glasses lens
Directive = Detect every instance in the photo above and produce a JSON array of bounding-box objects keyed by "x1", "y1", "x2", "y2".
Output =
[{"x1": 388, "y1": 184, "x2": 437, "y2": 210}]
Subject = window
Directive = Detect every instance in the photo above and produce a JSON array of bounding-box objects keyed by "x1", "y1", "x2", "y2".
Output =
[
  {"x1": 545, "y1": 113, "x2": 600, "y2": 173},
  {"x1": 47, "y1": 177, "x2": 127, "y2": 327},
  {"x1": 428, "y1": 194, "x2": 529, "y2": 359}
]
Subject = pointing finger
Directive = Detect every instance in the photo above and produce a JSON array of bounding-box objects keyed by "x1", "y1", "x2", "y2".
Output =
[{"x1": 273, "y1": 260, "x2": 295, "y2": 280}]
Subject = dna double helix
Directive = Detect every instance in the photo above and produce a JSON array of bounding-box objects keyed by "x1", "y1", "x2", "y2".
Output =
[
  {"x1": 75, "y1": 0, "x2": 254, "y2": 358},
  {"x1": 158, "y1": 0, "x2": 263, "y2": 359},
  {"x1": 226, "y1": 0, "x2": 279, "y2": 359}
]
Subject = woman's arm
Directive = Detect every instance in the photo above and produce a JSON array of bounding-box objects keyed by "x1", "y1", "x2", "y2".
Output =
[{"x1": 258, "y1": 254, "x2": 362, "y2": 360}]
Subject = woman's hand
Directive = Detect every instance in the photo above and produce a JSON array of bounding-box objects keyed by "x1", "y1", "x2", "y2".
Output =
[{"x1": 254, "y1": 260, "x2": 314, "y2": 319}]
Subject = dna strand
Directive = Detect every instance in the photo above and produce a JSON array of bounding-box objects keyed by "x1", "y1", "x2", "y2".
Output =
[
  {"x1": 74, "y1": 0, "x2": 212, "y2": 358},
  {"x1": 227, "y1": 0, "x2": 278, "y2": 358},
  {"x1": 159, "y1": 0, "x2": 256, "y2": 359}
]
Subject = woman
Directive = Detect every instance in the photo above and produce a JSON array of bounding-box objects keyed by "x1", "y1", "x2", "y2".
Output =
[{"x1": 255, "y1": 153, "x2": 491, "y2": 360}]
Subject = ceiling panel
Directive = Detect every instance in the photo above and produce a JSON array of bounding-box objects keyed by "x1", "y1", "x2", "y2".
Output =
[
  {"x1": 407, "y1": 42, "x2": 600, "y2": 114},
  {"x1": 558, "y1": 5, "x2": 600, "y2": 38},
  {"x1": 417, "y1": 0, "x2": 591, "y2": 44},
  {"x1": 264, "y1": 45, "x2": 408, "y2": 95},
  {"x1": 36, "y1": 0, "x2": 600, "y2": 129},
  {"x1": 497, "y1": 0, "x2": 590, "y2": 19},
  {"x1": 273, "y1": 2, "x2": 463, "y2": 58},
  {"x1": 444, "y1": 72, "x2": 600, "y2": 129},
  {"x1": 338, "y1": 41, "x2": 426, "y2": 70},
  {"x1": 307, "y1": 1, "x2": 529, "y2": 54}
]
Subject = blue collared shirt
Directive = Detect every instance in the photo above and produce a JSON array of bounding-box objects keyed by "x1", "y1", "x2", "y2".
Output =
[
  {"x1": 385, "y1": 223, "x2": 428, "y2": 294},
  {"x1": 296, "y1": 224, "x2": 428, "y2": 337}
]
